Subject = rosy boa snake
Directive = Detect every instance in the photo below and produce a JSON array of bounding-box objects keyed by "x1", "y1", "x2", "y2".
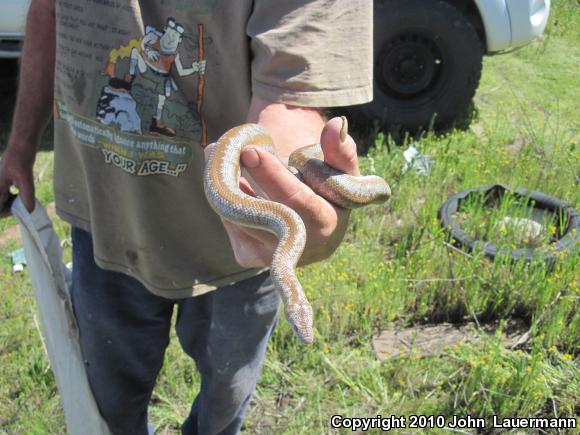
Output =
[{"x1": 204, "y1": 117, "x2": 390, "y2": 344}]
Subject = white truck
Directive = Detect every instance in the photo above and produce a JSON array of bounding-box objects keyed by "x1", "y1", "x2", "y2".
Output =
[
  {"x1": 0, "y1": 0, "x2": 30, "y2": 59},
  {"x1": 353, "y1": 0, "x2": 551, "y2": 134},
  {"x1": 1, "y1": 0, "x2": 550, "y2": 132}
]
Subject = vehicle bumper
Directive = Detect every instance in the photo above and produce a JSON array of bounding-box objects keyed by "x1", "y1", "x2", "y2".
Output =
[
  {"x1": 506, "y1": 0, "x2": 551, "y2": 49},
  {"x1": 0, "y1": 0, "x2": 31, "y2": 58},
  {"x1": 0, "y1": 33, "x2": 24, "y2": 58},
  {"x1": 474, "y1": 0, "x2": 551, "y2": 53}
]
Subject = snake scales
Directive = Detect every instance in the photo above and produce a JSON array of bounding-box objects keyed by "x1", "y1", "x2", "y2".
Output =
[{"x1": 204, "y1": 117, "x2": 390, "y2": 344}]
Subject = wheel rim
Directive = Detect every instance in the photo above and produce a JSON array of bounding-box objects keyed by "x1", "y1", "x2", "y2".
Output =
[{"x1": 376, "y1": 32, "x2": 444, "y2": 101}]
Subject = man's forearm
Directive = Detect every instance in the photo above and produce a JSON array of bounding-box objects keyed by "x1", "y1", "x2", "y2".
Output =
[{"x1": 8, "y1": 0, "x2": 56, "y2": 152}]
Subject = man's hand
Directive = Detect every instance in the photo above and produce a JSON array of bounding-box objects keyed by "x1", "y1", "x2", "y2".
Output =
[
  {"x1": 0, "y1": 146, "x2": 36, "y2": 216},
  {"x1": 205, "y1": 114, "x2": 360, "y2": 269}
]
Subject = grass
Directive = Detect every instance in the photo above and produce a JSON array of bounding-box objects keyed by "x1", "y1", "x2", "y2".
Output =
[{"x1": 1, "y1": 1, "x2": 579, "y2": 433}]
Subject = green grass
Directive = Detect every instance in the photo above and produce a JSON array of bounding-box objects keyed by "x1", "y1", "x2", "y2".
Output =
[{"x1": 1, "y1": 1, "x2": 579, "y2": 433}]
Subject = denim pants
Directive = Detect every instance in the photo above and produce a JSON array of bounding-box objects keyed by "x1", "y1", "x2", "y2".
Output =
[{"x1": 70, "y1": 227, "x2": 280, "y2": 435}]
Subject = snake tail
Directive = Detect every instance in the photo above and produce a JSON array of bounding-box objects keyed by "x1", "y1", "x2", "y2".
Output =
[{"x1": 288, "y1": 144, "x2": 391, "y2": 209}]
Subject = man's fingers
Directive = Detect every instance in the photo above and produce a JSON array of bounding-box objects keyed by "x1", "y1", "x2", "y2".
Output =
[
  {"x1": 0, "y1": 174, "x2": 36, "y2": 214},
  {"x1": 0, "y1": 148, "x2": 37, "y2": 216},
  {"x1": 320, "y1": 116, "x2": 360, "y2": 176},
  {"x1": 0, "y1": 172, "x2": 30, "y2": 216},
  {"x1": 223, "y1": 218, "x2": 278, "y2": 248},
  {"x1": 241, "y1": 146, "x2": 312, "y2": 207},
  {"x1": 204, "y1": 143, "x2": 257, "y2": 197},
  {"x1": 239, "y1": 176, "x2": 257, "y2": 197},
  {"x1": 221, "y1": 218, "x2": 277, "y2": 268}
]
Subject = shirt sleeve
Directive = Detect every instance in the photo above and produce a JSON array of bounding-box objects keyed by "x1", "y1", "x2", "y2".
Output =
[{"x1": 247, "y1": 0, "x2": 373, "y2": 107}]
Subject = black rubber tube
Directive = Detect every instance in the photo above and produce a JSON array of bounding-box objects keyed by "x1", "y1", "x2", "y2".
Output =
[{"x1": 439, "y1": 184, "x2": 580, "y2": 263}]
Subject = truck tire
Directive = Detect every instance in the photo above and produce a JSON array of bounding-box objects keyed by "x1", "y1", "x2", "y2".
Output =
[{"x1": 351, "y1": 0, "x2": 483, "y2": 136}]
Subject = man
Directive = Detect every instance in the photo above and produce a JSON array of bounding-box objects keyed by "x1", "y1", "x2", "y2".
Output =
[{"x1": 0, "y1": 0, "x2": 372, "y2": 434}]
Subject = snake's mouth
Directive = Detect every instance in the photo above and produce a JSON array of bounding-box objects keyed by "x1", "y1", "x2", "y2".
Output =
[
  {"x1": 285, "y1": 303, "x2": 314, "y2": 344},
  {"x1": 293, "y1": 325, "x2": 314, "y2": 345},
  {"x1": 288, "y1": 317, "x2": 314, "y2": 344}
]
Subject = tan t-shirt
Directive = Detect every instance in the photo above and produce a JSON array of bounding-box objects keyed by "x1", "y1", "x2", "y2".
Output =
[{"x1": 53, "y1": 0, "x2": 372, "y2": 298}]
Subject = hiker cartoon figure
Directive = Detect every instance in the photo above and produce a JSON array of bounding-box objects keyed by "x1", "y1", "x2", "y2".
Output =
[{"x1": 100, "y1": 18, "x2": 206, "y2": 138}]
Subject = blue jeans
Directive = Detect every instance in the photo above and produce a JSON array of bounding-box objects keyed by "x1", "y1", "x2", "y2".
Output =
[{"x1": 70, "y1": 228, "x2": 280, "y2": 435}]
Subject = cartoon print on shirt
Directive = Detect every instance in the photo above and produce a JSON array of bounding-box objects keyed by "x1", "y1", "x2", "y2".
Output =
[
  {"x1": 51, "y1": 17, "x2": 211, "y2": 177},
  {"x1": 98, "y1": 18, "x2": 206, "y2": 138}
]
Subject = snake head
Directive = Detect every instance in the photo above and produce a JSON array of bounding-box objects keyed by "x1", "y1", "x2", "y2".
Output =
[{"x1": 285, "y1": 303, "x2": 314, "y2": 344}]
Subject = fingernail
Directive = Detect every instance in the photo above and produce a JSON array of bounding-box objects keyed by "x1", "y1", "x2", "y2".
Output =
[
  {"x1": 339, "y1": 116, "x2": 349, "y2": 144},
  {"x1": 241, "y1": 147, "x2": 261, "y2": 169}
]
